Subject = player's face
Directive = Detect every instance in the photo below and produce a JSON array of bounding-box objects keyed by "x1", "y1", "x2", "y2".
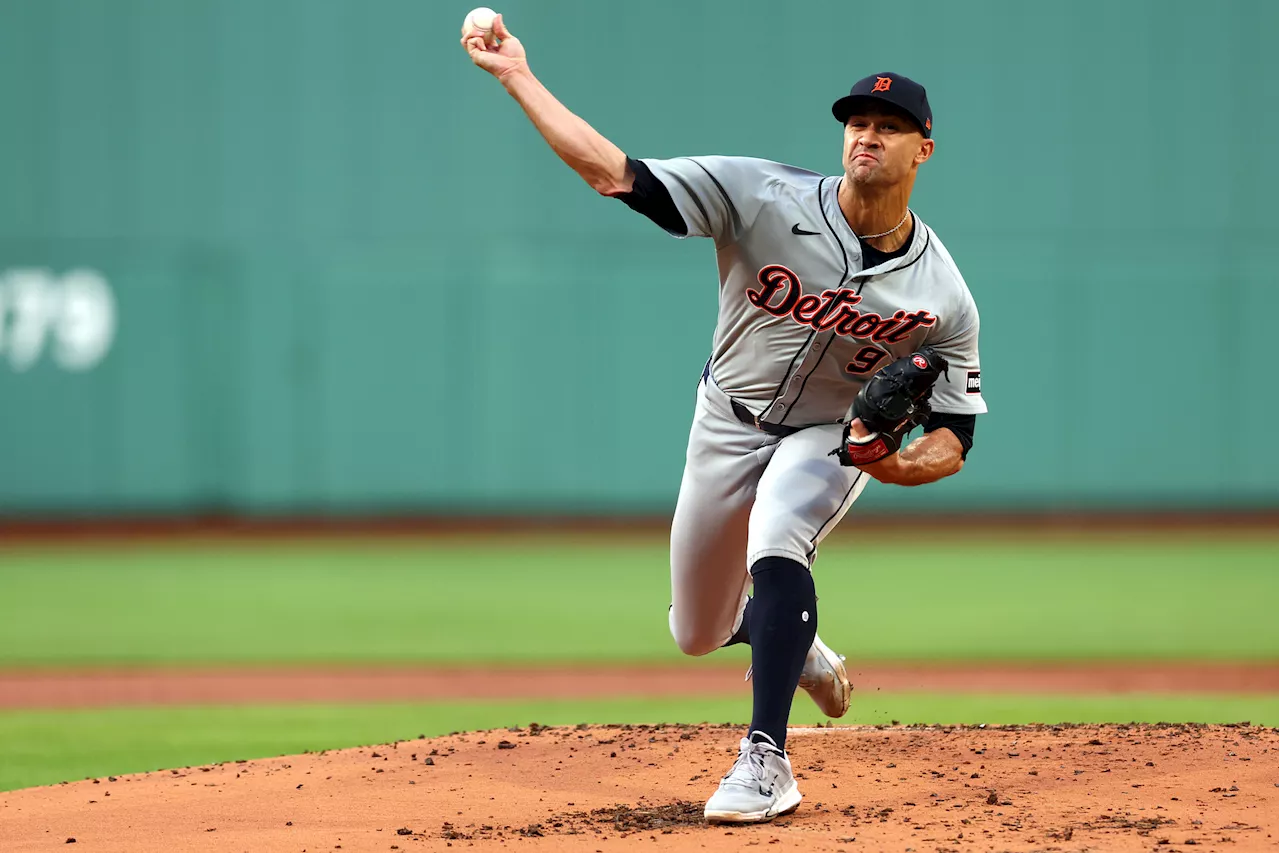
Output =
[{"x1": 842, "y1": 108, "x2": 934, "y2": 187}]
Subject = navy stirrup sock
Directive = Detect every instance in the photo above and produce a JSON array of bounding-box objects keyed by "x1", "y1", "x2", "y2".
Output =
[{"x1": 746, "y1": 556, "x2": 817, "y2": 751}]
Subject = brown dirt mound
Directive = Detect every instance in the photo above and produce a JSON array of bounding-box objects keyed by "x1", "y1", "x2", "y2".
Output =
[{"x1": 1, "y1": 723, "x2": 1274, "y2": 852}]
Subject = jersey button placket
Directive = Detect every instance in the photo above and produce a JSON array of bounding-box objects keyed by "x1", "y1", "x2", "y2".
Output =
[{"x1": 772, "y1": 375, "x2": 803, "y2": 419}]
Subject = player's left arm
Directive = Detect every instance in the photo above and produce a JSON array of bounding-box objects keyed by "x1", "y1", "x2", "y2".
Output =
[
  {"x1": 847, "y1": 416, "x2": 970, "y2": 486},
  {"x1": 852, "y1": 296, "x2": 986, "y2": 486}
]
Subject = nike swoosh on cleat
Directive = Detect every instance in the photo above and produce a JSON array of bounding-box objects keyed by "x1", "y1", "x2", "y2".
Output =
[{"x1": 791, "y1": 223, "x2": 821, "y2": 236}]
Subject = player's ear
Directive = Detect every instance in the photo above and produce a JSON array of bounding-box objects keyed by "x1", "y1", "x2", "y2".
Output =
[{"x1": 915, "y1": 138, "x2": 935, "y2": 166}]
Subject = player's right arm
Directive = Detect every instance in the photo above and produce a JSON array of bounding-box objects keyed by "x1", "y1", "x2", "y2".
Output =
[
  {"x1": 463, "y1": 16, "x2": 782, "y2": 244},
  {"x1": 462, "y1": 15, "x2": 633, "y2": 196}
]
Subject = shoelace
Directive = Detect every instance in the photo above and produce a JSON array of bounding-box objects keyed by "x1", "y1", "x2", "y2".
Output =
[{"x1": 721, "y1": 740, "x2": 770, "y2": 788}]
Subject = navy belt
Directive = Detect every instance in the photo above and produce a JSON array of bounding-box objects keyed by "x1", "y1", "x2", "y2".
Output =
[
  {"x1": 731, "y1": 400, "x2": 802, "y2": 436},
  {"x1": 703, "y1": 359, "x2": 802, "y2": 437}
]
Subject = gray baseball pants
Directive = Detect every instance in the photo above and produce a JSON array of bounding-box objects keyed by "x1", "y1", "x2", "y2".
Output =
[{"x1": 667, "y1": 369, "x2": 869, "y2": 656}]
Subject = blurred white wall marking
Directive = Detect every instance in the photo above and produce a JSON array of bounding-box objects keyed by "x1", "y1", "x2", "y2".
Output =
[{"x1": 0, "y1": 268, "x2": 117, "y2": 371}]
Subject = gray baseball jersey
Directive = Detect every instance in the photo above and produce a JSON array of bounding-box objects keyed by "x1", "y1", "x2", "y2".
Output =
[
  {"x1": 638, "y1": 154, "x2": 989, "y2": 657},
  {"x1": 641, "y1": 155, "x2": 987, "y2": 426}
]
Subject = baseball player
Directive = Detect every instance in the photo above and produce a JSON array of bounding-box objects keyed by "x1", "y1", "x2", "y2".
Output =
[{"x1": 463, "y1": 14, "x2": 986, "y2": 825}]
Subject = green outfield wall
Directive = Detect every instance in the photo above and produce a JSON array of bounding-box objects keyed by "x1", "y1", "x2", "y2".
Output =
[{"x1": 0, "y1": 0, "x2": 1275, "y2": 514}]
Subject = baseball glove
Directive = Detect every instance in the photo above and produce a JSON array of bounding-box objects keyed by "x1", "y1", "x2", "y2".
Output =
[{"x1": 831, "y1": 346, "x2": 949, "y2": 466}]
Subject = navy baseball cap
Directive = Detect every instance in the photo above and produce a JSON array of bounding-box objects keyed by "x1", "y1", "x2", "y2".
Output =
[{"x1": 831, "y1": 72, "x2": 932, "y2": 138}]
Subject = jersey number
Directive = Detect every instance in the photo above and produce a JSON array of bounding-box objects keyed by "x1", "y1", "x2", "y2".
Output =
[{"x1": 845, "y1": 346, "x2": 889, "y2": 375}]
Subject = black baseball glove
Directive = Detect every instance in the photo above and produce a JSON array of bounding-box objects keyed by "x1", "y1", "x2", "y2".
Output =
[{"x1": 831, "y1": 346, "x2": 949, "y2": 466}]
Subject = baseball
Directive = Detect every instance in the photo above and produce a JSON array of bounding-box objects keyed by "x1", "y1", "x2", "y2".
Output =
[{"x1": 461, "y1": 7, "x2": 498, "y2": 44}]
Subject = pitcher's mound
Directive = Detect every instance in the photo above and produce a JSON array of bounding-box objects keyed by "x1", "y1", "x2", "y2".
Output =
[{"x1": 2, "y1": 723, "x2": 1275, "y2": 852}]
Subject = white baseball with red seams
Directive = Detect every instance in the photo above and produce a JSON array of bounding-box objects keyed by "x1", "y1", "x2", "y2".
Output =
[{"x1": 461, "y1": 7, "x2": 498, "y2": 44}]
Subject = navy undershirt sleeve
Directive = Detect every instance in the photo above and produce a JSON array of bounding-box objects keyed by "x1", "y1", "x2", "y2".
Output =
[
  {"x1": 923, "y1": 411, "x2": 976, "y2": 458},
  {"x1": 615, "y1": 157, "x2": 688, "y2": 236}
]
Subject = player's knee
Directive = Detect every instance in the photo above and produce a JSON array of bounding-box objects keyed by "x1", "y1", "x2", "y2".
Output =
[
  {"x1": 668, "y1": 608, "x2": 723, "y2": 657},
  {"x1": 673, "y1": 630, "x2": 721, "y2": 657}
]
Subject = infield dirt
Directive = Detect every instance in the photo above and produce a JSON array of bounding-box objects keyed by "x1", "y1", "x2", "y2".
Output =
[{"x1": 2, "y1": 722, "x2": 1275, "y2": 852}]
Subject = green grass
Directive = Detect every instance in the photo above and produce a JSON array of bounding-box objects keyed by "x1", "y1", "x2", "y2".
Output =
[
  {"x1": 0, "y1": 536, "x2": 1274, "y2": 666},
  {"x1": 1, "y1": 693, "x2": 1274, "y2": 792},
  {"x1": 1, "y1": 537, "x2": 1270, "y2": 796}
]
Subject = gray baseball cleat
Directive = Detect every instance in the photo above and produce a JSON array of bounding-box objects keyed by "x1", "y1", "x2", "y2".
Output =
[
  {"x1": 703, "y1": 731, "x2": 802, "y2": 824},
  {"x1": 798, "y1": 634, "x2": 852, "y2": 718}
]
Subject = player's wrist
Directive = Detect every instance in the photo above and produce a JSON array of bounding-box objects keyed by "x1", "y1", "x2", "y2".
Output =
[
  {"x1": 498, "y1": 62, "x2": 535, "y2": 91},
  {"x1": 832, "y1": 420, "x2": 901, "y2": 467}
]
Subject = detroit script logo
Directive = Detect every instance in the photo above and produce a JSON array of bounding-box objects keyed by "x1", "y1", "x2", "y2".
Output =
[{"x1": 746, "y1": 264, "x2": 937, "y2": 374}]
